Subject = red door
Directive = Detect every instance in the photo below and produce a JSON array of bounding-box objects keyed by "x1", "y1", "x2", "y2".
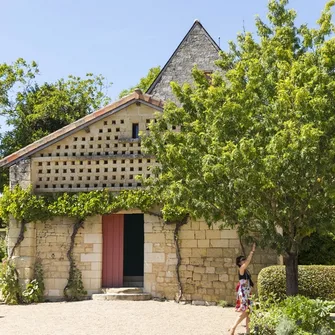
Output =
[{"x1": 102, "y1": 214, "x2": 124, "y2": 287}]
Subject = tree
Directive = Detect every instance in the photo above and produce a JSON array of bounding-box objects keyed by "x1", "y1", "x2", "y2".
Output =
[
  {"x1": 0, "y1": 59, "x2": 111, "y2": 190},
  {"x1": 299, "y1": 232, "x2": 335, "y2": 265},
  {"x1": 118, "y1": 66, "x2": 160, "y2": 98},
  {"x1": 142, "y1": 0, "x2": 335, "y2": 296}
]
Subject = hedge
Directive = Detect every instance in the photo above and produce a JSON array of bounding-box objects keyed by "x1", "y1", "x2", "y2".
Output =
[{"x1": 257, "y1": 265, "x2": 335, "y2": 301}]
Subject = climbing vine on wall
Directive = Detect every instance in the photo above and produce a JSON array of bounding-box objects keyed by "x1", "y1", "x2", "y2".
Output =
[
  {"x1": 0, "y1": 186, "x2": 49, "y2": 258},
  {"x1": 173, "y1": 215, "x2": 189, "y2": 302}
]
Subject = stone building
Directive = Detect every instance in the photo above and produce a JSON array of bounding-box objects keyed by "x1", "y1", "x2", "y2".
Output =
[{"x1": 0, "y1": 21, "x2": 278, "y2": 304}]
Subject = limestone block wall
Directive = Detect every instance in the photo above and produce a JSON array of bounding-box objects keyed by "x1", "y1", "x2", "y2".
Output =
[
  {"x1": 35, "y1": 215, "x2": 102, "y2": 299},
  {"x1": 78, "y1": 215, "x2": 103, "y2": 296},
  {"x1": 8, "y1": 220, "x2": 36, "y2": 288},
  {"x1": 8, "y1": 214, "x2": 102, "y2": 300},
  {"x1": 144, "y1": 216, "x2": 279, "y2": 304},
  {"x1": 7, "y1": 158, "x2": 34, "y2": 288},
  {"x1": 35, "y1": 218, "x2": 71, "y2": 298},
  {"x1": 8, "y1": 211, "x2": 278, "y2": 303},
  {"x1": 143, "y1": 214, "x2": 177, "y2": 299}
]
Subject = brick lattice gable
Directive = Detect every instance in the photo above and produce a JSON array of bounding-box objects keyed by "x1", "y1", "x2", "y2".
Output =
[{"x1": 31, "y1": 103, "x2": 163, "y2": 193}]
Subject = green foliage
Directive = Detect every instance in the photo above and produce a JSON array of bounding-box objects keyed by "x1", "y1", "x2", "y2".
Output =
[
  {"x1": 22, "y1": 260, "x2": 45, "y2": 303},
  {"x1": 0, "y1": 185, "x2": 50, "y2": 225},
  {"x1": 279, "y1": 296, "x2": 335, "y2": 334},
  {"x1": 258, "y1": 265, "x2": 335, "y2": 301},
  {"x1": 250, "y1": 295, "x2": 335, "y2": 334},
  {"x1": 111, "y1": 189, "x2": 157, "y2": 213},
  {"x1": 258, "y1": 266, "x2": 287, "y2": 301},
  {"x1": 0, "y1": 260, "x2": 21, "y2": 304},
  {"x1": 64, "y1": 266, "x2": 87, "y2": 301},
  {"x1": 0, "y1": 232, "x2": 7, "y2": 261},
  {"x1": 46, "y1": 189, "x2": 157, "y2": 220},
  {"x1": 218, "y1": 300, "x2": 229, "y2": 308},
  {"x1": 0, "y1": 186, "x2": 157, "y2": 224},
  {"x1": 299, "y1": 232, "x2": 335, "y2": 265},
  {"x1": 119, "y1": 66, "x2": 160, "y2": 98},
  {"x1": 22, "y1": 279, "x2": 42, "y2": 304},
  {"x1": 142, "y1": 0, "x2": 335, "y2": 294},
  {"x1": 48, "y1": 189, "x2": 114, "y2": 220},
  {"x1": 34, "y1": 259, "x2": 45, "y2": 300},
  {"x1": 0, "y1": 58, "x2": 39, "y2": 107},
  {"x1": 0, "y1": 259, "x2": 44, "y2": 304},
  {"x1": 275, "y1": 316, "x2": 298, "y2": 335}
]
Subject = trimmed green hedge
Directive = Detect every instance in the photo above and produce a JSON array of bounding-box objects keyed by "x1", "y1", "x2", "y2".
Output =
[{"x1": 258, "y1": 265, "x2": 335, "y2": 301}]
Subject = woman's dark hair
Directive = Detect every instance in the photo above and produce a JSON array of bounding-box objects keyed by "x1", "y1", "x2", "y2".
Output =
[{"x1": 236, "y1": 255, "x2": 246, "y2": 267}]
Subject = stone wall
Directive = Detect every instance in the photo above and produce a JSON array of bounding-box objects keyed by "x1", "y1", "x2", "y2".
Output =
[
  {"x1": 9, "y1": 159, "x2": 31, "y2": 190},
  {"x1": 148, "y1": 22, "x2": 221, "y2": 102},
  {"x1": 8, "y1": 215, "x2": 103, "y2": 300},
  {"x1": 8, "y1": 212, "x2": 279, "y2": 303},
  {"x1": 35, "y1": 215, "x2": 103, "y2": 299},
  {"x1": 143, "y1": 214, "x2": 177, "y2": 299},
  {"x1": 144, "y1": 215, "x2": 279, "y2": 304},
  {"x1": 8, "y1": 220, "x2": 36, "y2": 288}
]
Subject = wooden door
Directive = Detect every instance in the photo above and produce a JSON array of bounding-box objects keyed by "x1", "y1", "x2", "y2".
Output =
[{"x1": 102, "y1": 214, "x2": 124, "y2": 287}]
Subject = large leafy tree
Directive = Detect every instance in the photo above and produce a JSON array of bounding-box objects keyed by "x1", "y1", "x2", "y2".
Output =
[
  {"x1": 299, "y1": 232, "x2": 335, "y2": 265},
  {"x1": 143, "y1": 0, "x2": 335, "y2": 295},
  {"x1": 119, "y1": 66, "x2": 160, "y2": 98},
  {"x1": 0, "y1": 58, "x2": 111, "y2": 190}
]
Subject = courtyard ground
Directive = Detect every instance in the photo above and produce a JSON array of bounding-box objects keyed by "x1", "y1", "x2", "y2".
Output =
[{"x1": 0, "y1": 300, "x2": 246, "y2": 335}]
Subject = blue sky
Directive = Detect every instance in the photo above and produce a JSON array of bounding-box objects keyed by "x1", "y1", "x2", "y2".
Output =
[{"x1": 0, "y1": 0, "x2": 330, "y2": 131}]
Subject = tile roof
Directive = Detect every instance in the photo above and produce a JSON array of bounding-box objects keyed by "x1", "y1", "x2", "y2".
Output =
[{"x1": 0, "y1": 89, "x2": 163, "y2": 168}]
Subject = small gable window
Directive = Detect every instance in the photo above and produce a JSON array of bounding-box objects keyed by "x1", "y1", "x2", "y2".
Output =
[{"x1": 132, "y1": 123, "x2": 139, "y2": 139}]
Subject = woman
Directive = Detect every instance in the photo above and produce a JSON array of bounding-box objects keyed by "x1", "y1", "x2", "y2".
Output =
[{"x1": 229, "y1": 243, "x2": 256, "y2": 335}]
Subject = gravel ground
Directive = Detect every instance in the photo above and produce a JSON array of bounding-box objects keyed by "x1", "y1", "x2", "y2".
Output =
[{"x1": 0, "y1": 300, "x2": 246, "y2": 335}]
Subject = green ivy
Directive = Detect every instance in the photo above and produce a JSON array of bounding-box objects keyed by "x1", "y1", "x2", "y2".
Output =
[
  {"x1": 0, "y1": 258, "x2": 45, "y2": 305},
  {"x1": 48, "y1": 189, "x2": 115, "y2": 220},
  {"x1": 0, "y1": 234, "x2": 7, "y2": 262},
  {"x1": 64, "y1": 265, "x2": 87, "y2": 301},
  {"x1": 22, "y1": 259, "x2": 45, "y2": 303},
  {"x1": 0, "y1": 185, "x2": 50, "y2": 225},
  {"x1": 0, "y1": 260, "x2": 21, "y2": 304},
  {"x1": 22, "y1": 279, "x2": 42, "y2": 303},
  {"x1": 0, "y1": 186, "x2": 158, "y2": 225}
]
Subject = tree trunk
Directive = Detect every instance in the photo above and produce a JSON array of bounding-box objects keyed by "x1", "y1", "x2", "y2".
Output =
[{"x1": 284, "y1": 251, "x2": 298, "y2": 296}]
